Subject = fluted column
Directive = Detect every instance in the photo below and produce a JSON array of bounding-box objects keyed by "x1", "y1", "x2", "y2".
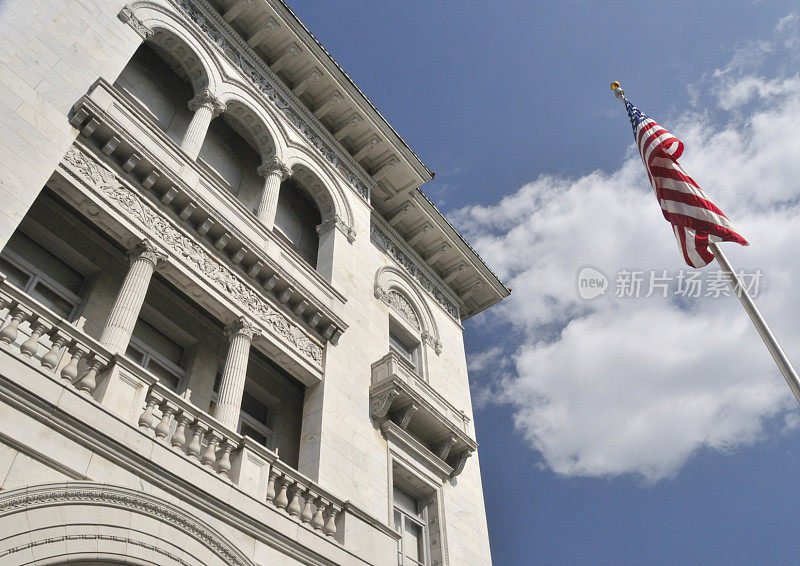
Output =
[
  {"x1": 255, "y1": 157, "x2": 292, "y2": 230},
  {"x1": 214, "y1": 317, "x2": 259, "y2": 429},
  {"x1": 181, "y1": 89, "x2": 226, "y2": 159},
  {"x1": 100, "y1": 240, "x2": 165, "y2": 353}
]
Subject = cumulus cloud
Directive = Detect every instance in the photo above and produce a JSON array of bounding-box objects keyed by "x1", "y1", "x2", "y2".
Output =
[{"x1": 457, "y1": 14, "x2": 800, "y2": 481}]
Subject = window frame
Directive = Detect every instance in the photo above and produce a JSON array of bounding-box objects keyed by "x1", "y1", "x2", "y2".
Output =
[
  {"x1": 210, "y1": 372, "x2": 276, "y2": 450},
  {"x1": 393, "y1": 485, "x2": 431, "y2": 566},
  {"x1": 388, "y1": 315, "x2": 424, "y2": 378},
  {"x1": 0, "y1": 230, "x2": 89, "y2": 321},
  {"x1": 124, "y1": 298, "x2": 196, "y2": 394}
]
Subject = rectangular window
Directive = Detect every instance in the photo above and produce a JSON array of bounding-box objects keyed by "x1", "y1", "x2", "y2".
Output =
[
  {"x1": 211, "y1": 375, "x2": 274, "y2": 448},
  {"x1": 0, "y1": 231, "x2": 85, "y2": 319},
  {"x1": 126, "y1": 318, "x2": 186, "y2": 391},
  {"x1": 389, "y1": 327, "x2": 420, "y2": 374},
  {"x1": 393, "y1": 485, "x2": 428, "y2": 566}
]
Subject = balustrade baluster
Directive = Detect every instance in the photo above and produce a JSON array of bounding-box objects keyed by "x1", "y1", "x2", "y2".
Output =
[
  {"x1": 155, "y1": 402, "x2": 176, "y2": 440},
  {"x1": 186, "y1": 422, "x2": 204, "y2": 460},
  {"x1": 75, "y1": 355, "x2": 104, "y2": 396},
  {"x1": 274, "y1": 475, "x2": 289, "y2": 509},
  {"x1": 138, "y1": 393, "x2": 159, "y2": 431},
  {"x1": 300, "y1": 490, "x2": 315, "y2": 523},
  {"x1": 311, "y1": 498, "x2": 326, "y2": 531},
  {"x1": 216, "y1": 439, "x2": 234, "y2": 477},
  {"x1": 41, "y1": 331, "x2": 68, "y2": 370},
  {"x1": 287, "y1": 482, "x2": 303, "y2": 517},
  {"x1": 265, "y1": 468, "x2": 278, "y2": 503},
  {"x1": 19, "y1": 318, "x2": 46, "y2": 357},
  {"x1": 0, "y1": 307, "x2": 26, "y2": 345},
  {"x1": 171, "y1": 412, "x2": 191, "y2": 450},
  {"x1": 60, "y1": 343, "x2": 87, "y2": 383},
  {"x1": 323, "y1": 503, "x2": 338, "y2": 537},
  {"x1": 200, "y1": 430, "x2": 220, "y2": 467}
]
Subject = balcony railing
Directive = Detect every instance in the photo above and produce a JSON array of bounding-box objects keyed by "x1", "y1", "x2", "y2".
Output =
[
  {"x1": 370, "y1": 352, "x2": 477, "y2": 478},
  {"x1": 0, "y1": 275, "x2": 394, "y2": 549}
]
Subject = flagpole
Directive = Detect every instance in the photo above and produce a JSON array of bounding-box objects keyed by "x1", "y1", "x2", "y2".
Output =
[
  {"x1": 609, "y1": 81, "x2": 800, "y2": 407},
  {"x1": 709, "y1": 242, "x2": 800, "y2": 406}
]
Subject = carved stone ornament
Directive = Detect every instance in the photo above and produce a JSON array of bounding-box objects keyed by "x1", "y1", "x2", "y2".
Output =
[
  {"x1": 62, "y1": 145, "x2": 323, "y2": 366},
  {"x1": 386, "y1": 290, "x2": 420, "y2": 330},
  {"x1": 189, "y1": 88, "x2": 226, "y2": 117},
  {"x1": 422, "y1": 330, "x2": 443, "y2": 356},
  {"x1": 371, "y1": 223, "x2": 459, "y2": 319},
  {"x1": 118, "y1": 5, "x2": 154, "y2": 39},
  {"x1": 370, "y1": 387, "x2": 400, "y2": 420},
  {"x1": 315, "y1": 214, "x2": 356, "y2": 243},
  {"x1": 127, "y1": 238, "x2": 167, "y2": 269},
  {"x1": 175, "y1": 0, "x2": 371, "y2": 201},
  {"x1": 0, "y1": 483, "x2": 255, "y2": 566},
  {"x1": 224, "y1": 316, "x2": 260, "y2": 341},
  {"x1": 450, "y1": 449, "x2": 473, "y2": 478},
  {"x1": 257, "y1": 156, "x2": 291, "y2": 181}
]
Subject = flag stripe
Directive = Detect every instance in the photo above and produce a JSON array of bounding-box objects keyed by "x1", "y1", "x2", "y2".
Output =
[{"x1": 625, "y1": 99, "x2": 747, "y2": 267}]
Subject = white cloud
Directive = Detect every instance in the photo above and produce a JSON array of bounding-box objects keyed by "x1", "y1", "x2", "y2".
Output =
[{"x1": 458, "y1": 15, "x2": 800, "y2": 481}]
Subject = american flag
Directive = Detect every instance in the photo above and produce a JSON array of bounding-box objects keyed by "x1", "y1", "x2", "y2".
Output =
[{"x1": 625, "y1": 99, "x2": 748, "y2": 267}]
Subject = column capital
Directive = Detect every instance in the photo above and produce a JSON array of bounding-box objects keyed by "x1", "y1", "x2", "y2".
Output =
[
  {"x1": 224, "y1": 316, "x2": 260, "y2": 341},
  {"x1": 126, "y1": 239, "x2": 167, "y2": 269},
  {"x1": 189, "y1": 88, "x2": 226, "y2": 117},
  {"x1": 257, "y1": 157, "x2": 292, "y2": 181}
]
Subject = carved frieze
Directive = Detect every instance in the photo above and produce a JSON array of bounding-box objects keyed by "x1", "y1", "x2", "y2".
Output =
[{"x1": 62, "y1": 145, "x2": 323, "y2": 366}]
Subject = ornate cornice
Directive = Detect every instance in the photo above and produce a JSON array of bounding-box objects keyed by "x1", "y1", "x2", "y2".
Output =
[
  {"x1": 0, "y1": 483, "x2": 255, "y2": 566},
  {"x1": 173, "y1": 0, "x2": 372, "y2": 201},
  {"x1": 62, "y1": 145, "x2": 323, "y2": 367},
  {"x1": 371, "y1": 223, "x2": 459, "y2": 319}
]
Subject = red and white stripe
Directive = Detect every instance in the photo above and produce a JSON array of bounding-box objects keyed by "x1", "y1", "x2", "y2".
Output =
[{"x1": 634, "y1": 117, "x2": 748, "y2": 267}]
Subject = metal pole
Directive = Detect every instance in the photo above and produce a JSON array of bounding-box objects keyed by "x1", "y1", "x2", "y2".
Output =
[{"x1": 709, "y1": 241, "x2": 800, "y2": 407}]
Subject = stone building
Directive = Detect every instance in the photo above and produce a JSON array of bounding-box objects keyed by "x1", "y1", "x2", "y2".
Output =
[{"x1": 0, "y1": 1, "x2": 509, "y2": 564}]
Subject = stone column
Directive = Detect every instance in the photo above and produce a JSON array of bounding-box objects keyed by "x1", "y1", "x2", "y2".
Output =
[
  {"x1": 100, "y1": 240, "x2": 165, "y2": 354},
  {"x1": 255, "y1": 157, "x2": 292, "y2": 230},
  {"x1": 181, "y1": 89, "x2": 226, "y2": 160},
  {"x1": 214, "y1": 317, "x2": 259, "y2": 429}
]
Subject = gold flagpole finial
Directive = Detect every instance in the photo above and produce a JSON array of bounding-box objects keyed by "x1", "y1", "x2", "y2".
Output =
[{"x1": 610, "y1": 81, "x2": 626, "y2": 101}]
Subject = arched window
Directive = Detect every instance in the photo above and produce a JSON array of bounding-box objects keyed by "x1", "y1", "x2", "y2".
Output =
[
  {"x1": 114, "y1": 42, "x2": 196, "y2": 147},
  {"x1": 274, "y1": 179, "x2": 321, "y2": 268}
]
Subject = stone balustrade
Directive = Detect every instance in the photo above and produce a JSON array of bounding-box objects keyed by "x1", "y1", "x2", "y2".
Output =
[
  {"x1": 0, "y1": 275, "x2": 111, "y2": 397},
  {"x1": 0, "y1": 272, "x2": 349, "y2": 542},
  {"x1": 137, "y1": 381, "x2": 344, "y2": 539}
]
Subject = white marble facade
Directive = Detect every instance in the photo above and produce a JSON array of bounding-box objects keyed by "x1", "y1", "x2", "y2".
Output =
[{"x1": 0, "y1": 1, "x2": 509, "y2": 564}]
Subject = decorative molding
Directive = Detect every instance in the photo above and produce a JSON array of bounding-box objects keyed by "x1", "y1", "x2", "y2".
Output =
[
  {"x1": 118, "y1": 5, "x2": 154, "y2": 38},
  {"x1": 315, "y1": 214, "x2": 356, "y2": 243},
  {"x1": 370, "y1": 386, "x2": 400, "y2": 420},
  {"x1": 0, "y1": 483, "x2": 255, "y2": 566},
  {"x1": 371, "y1": 223, "x2": 459, "y2": 319},
  {"x1": 62, "y1": 145, "x2": 323, "y2": 367},
  {"x1": 174, "y1": 0, "x2": 371, "y2": 201},
  {"x1": 382, "y1": 289, "x2": 420, "y2": 331},
  {"x1": 422, "y1": 330, "x2": 443, "y2": 356}
]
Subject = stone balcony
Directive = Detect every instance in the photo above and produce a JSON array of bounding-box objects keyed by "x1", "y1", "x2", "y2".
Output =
[
  {"x1": 369, "y1": 352, "x2": 477, "y2": 479},
  {"x1": 68, "y1": 78, "x2": 347, "y2": 346},
  {"x1": 0, "y1": 275, "x2": 397, "y2": 565}
]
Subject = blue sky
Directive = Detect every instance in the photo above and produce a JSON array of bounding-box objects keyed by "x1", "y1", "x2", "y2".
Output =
[{"x1": 289, "y1": 2, "x2": 800, "y2": 564}]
